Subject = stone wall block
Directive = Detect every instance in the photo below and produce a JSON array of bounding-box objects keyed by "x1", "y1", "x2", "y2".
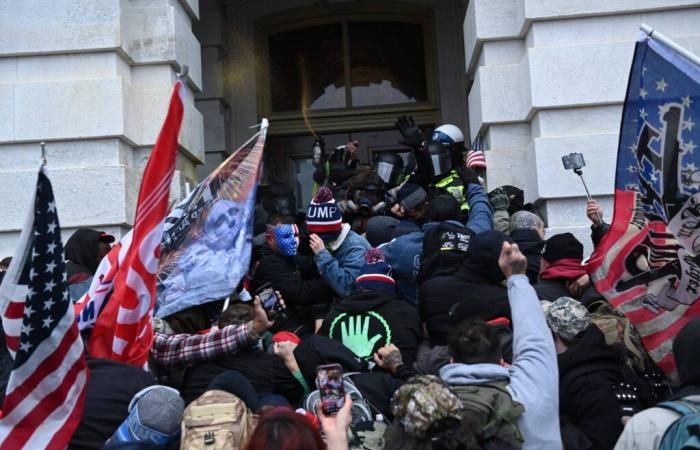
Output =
[
  {"x1": 534, "y1": 134, "x2": 618, "y2": 199},
  {"x1": 0, "y1": 166, "x2": 129, "y2": 230},
  {"x1": 523, "y1": 0, "x2": 700, "y2": 22},
  {"x1": 0, "y1": 0, "x2": 121, "y2": 56},
  {"x1": 469, "y1": 60, "x2": 531, "y2": 133},
  {"x1": 14, "y1": 78, "x2": 125, "y2": 141},
  {"x1": 529, "y1": 42, "x2": 633, "y2": 109},
  {"x1": 484, "y1": 145, "x2": 538, "y2": 202},
  {"x1": 0, "y1": 84, "x2": 12, "y2": 142}
]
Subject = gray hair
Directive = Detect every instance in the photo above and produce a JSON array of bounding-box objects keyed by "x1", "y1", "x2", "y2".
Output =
[{"x1": 509, "y1": 211, "x2": 544, "y2": 233}]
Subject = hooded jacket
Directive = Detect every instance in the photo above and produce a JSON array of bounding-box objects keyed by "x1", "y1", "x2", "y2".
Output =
[
  {"x1": 250, "y1": 244, "x2": 334, "y2": 321},
  {"x1": 559, "y1": 325, "x2": 625, "y2": 450},
  {"x1": 318, "y1": 289, "x2": 421, "y2": 365},
  {"x1": 420, "y1": 230, "x2": 512, "y2": 346},
  {"x1": 614, "y1": 318, "x2": 700, "y2": 450},
  {"x1": 314, "y1": 226, "x2": 371, "y2": 297},
  {"x1": 64, "y1": 229, "x2": 103, "y2": 300},
  {"x1": 441, "y1": 275, "x2": 561, "y2": 450},
  {"x1": 510, "y1": 228, "x2": 544, "y2": 284},
  {"x1": 69, "y1": 359, "x2": 156, "y2": 450}
]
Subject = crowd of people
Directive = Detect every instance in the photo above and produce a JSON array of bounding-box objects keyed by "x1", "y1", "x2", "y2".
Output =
[{"x1": 0, "y1": 117, "x2": 698, "y2": 450}]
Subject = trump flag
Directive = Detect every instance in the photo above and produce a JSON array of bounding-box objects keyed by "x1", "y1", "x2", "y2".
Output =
[{"x1": 589, "y1": 32, "x2": 700, "y2": 379}]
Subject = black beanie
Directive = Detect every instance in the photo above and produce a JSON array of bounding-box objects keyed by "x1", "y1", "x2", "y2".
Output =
[
  {"x1": 541, "y1": 233, "x2": 583, "y2": 262},
  {"x1": 428, "y1": 195, "x2": 460, "y2": 222},
  {"x1": 397, "y1": 183, "x2": 427, "y2": 212},
  {"x1": 674, "y1": 317, "x2": 700, "y2": 387}
]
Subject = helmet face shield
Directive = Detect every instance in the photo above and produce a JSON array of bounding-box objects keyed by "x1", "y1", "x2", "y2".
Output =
[
  {"x1": 430, "y1": 154, "x2": 452, "y2": 177},
  {"x1": 376, "y1": 161, "x2": 396, "y2": 184},
  {"x1": 426, "y1": 141, "x2": 452, "y2": 177}
]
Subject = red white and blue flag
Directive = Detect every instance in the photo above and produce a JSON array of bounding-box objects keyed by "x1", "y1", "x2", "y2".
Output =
[
  {"x1": 588, "y1": 32, "x2": 700, "y2": 379},
  {"x1": 466, "y1": 135, "x2": 486, "y2": 169},
  {"x1": 74, "y1": 82, "x2": 184, "y2": 367},
  {"x1": 0, "y1": 167, "x2": 88, "y2": 449}
]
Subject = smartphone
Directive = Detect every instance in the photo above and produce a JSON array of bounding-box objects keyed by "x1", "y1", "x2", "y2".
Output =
[
  {"x1": 316, "y1": 364, "x2": 345, "y2": 415},
  {"x1": 255, "y1": 283, "x2": 283, "y2": 318},
  {"x1": 561, "y1": 153, "x2": 586, "y2": 171}
]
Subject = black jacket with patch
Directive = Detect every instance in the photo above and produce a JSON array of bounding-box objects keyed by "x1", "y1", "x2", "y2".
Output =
[
  {"x1": 319, "y1": 289, "x2": 421, "y2": 366},
  {"x1": 420, "y1": 231, "x2": 512, "y2": 346}
]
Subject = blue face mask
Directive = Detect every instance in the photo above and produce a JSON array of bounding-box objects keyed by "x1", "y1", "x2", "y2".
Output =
[{"x1": 273, "y1": 224, "x2": 299, "y2": 256}]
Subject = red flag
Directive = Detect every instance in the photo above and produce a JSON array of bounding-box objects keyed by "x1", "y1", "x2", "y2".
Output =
[{"x1": 87, "y1": 82, "x2": 184, "y2": 367}]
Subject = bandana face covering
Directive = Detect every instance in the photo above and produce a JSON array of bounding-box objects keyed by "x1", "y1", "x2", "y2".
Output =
[{"x1": 273, "y1": 224, "x2": 299, "y2": 256}]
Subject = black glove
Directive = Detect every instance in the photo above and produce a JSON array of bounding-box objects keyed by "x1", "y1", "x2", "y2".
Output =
[
  {"x1": 455, "y1": 166, "x2": 480, "y2": 187},
  {"x1": 395, "y1": 116, "x2": 424, "y2": 148}
]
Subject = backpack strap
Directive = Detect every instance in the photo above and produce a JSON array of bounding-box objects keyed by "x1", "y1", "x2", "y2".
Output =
[{"x1": 657, "y1": 400, "x2": 700, "y2": 416}]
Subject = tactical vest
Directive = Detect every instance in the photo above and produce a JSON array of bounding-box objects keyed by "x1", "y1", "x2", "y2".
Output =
[{"x1": 434, "y1": 170, "x2": 470, "y2": 212}]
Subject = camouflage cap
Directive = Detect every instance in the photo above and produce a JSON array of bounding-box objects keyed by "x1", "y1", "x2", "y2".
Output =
[
  {"x1": 389, "y1": 375, "x2": 462, "y2": 439},
  {"x1": 542, "y1": 296, "x2": 590, "y2": 340}
]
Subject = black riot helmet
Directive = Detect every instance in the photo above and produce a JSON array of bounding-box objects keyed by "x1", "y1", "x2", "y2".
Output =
[
  {"x1": 374, "y1": 152, "x2": 404, "y2": 187},
  {"x1": 426, "y1": 140, "x2": 453, "y2": 178}
]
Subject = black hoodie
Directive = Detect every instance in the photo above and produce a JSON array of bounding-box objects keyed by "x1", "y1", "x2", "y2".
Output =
[
  {"x1": 419, "y1": 230, "x2": 512, "y2": 346},
  {"x1": 319, "y1": 289, "x2": 421, "y2": 366},
  {"x1": 250, "y1": 244, "x2": 334, "y2": 329},
  {"x1": 64, "y1": 229, "x2": 102, "y2": 282},
  {"x1": 558, "y1": 325, "x2": 626, "y2": 450},
  {"x1": 509, "y1": 228, "x2": 544, "y2": 284}
]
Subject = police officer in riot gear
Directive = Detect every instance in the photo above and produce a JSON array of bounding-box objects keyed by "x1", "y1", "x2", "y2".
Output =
[
  {"x1": 374, "y1": 152, "x2": 405, "y2": 188},
  {"x1": 394, "y1": 116, "x2": 476, "y2": 219}
]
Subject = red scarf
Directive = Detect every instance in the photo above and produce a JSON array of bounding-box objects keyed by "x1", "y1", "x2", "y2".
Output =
[{"x1": 540, "y1": 258, "x2": 586, "y2": 281}]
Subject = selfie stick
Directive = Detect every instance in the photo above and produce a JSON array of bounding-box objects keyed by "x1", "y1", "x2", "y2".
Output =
[{"x1": 574, "y1": 167, "x2": 603, "y2": 224}]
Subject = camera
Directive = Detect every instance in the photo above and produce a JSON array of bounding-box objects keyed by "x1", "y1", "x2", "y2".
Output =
[{"x1": 562, "y1": 153, "x2": 586, "y2": 171}]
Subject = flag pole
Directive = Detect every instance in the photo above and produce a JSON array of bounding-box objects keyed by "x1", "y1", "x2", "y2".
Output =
[{"x1": 640, "y1": 23, "x2": 700, "y2": 67}]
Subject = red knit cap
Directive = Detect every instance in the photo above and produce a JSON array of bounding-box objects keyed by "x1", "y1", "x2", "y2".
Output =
[{"x1": 271, "y1": 331, "x2": 301, "y2": 345}]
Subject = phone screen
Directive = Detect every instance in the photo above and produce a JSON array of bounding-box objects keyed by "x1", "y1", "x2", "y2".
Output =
[
  {"x1": 257, "y1": 287, "x2": 283, "y2": 318},
  {"x1": 317, "y1": 364, "x2": 345, "y2": 415}
]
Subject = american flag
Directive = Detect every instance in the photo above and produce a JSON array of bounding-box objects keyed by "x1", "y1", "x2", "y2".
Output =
[
  {"x1": 76, "y1": 81, "x2": 183, "y2": 367},
  {"x1": 466, "y1": 135, "x2": 486, "y2": 169},
  {"x1": 0, "y1": 167, "x2": 88, "y2": 449}
]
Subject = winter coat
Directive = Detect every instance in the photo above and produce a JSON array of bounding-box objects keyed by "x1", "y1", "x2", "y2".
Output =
[
  {"x1": 510, "y1": 228, "x2": 544, "y2": 284},
  {"x1": 319, "y1": 289, "x2": 421, "y2": 365},
  {"x1": 181, "y1": 347, "x2": 303, "y2": 406},
  {"x1": 69, "y1": 359, "x2": 156, "y2": 450},
  {"x1": 442, "y1": 275, "x2": 560, "y2": 450},
  {"x1": 380, "y1": 184, "x2": 494, "y2": 306},
  {"x1": 420, "y1": 230, "x2": 512, "y2": 346},
  {"x1": 559, "y1": 325, "x2": 626, "y2": 450},
  {"x1": 250, "y1": 244, "x2": 334, "y2": 323},
  {"x1": 380, "y1": 231, "x2": 423, "y2": 306},
  {"x1": 314, "y1": 225, "x2": 371, "y2": 297}
]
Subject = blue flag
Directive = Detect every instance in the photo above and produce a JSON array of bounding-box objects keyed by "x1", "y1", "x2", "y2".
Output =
[{"x1": 589, "y1": 33, "x2": 700, "y2": 378}]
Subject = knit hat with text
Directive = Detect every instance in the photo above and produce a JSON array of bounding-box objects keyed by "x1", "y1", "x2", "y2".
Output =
[
  {"x1": 355, "y1": 248, "x2": 396, "y2": 294},
  {"x1": 306, "y1": 187, "x2": 343, "y2": 242}
]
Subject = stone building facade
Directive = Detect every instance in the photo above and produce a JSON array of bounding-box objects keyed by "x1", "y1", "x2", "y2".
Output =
[{"x1": 1, "y1": 0, "x2": 700, "y2": 257}]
